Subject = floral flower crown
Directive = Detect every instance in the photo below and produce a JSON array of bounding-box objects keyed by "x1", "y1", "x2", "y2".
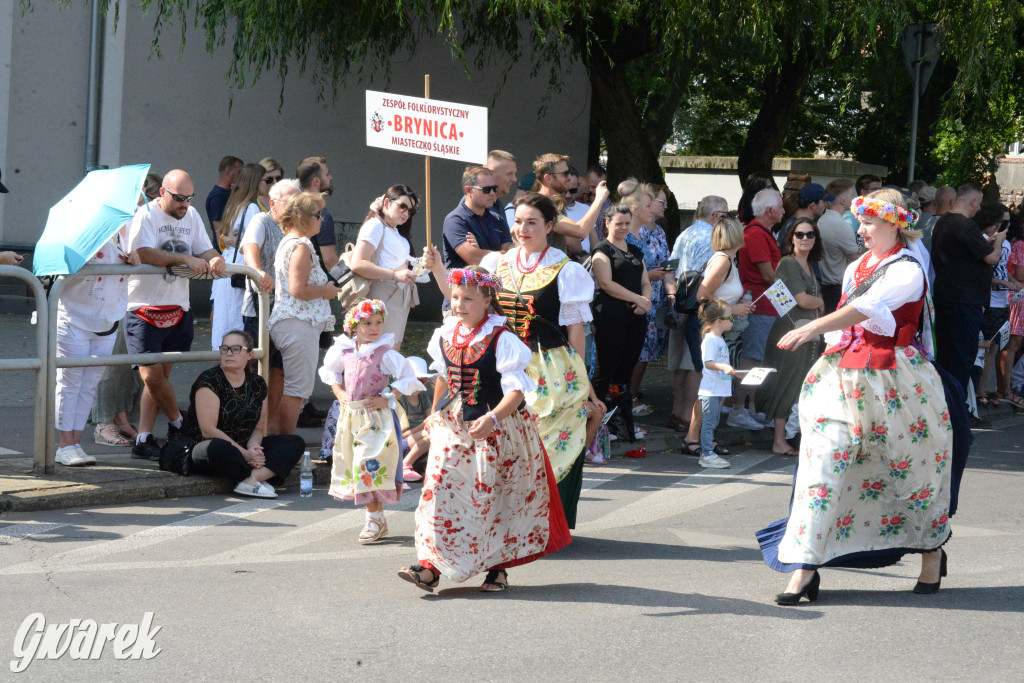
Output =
[
  {"x1": 446, "y1": 268, "x2": 497, "y2": 290},
  {"x1": 851, "y1": 196, "x2": 920, "y2": 230},
  {"x1": 344, "y1": 299, "x2": 387, "y2": 335}
]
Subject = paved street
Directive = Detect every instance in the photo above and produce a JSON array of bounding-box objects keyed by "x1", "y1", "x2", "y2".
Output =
[{"x1": 1, "y1": 423, "x2": 1021, "y2": 680}]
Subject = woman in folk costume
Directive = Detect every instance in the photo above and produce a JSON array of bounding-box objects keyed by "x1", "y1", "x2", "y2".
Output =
[
  {"x1": 398, "y1": 268, "x2": 571, "y2": 592},
  {"x1": 758, "y1": 189, "x2": 970, "y2": 604},
  {"x1": 480, "y1": 192, "x2": 607, "y2": 528},
  {"x1": 319, "y1": 299, "x2": 425, "y2": 544}
]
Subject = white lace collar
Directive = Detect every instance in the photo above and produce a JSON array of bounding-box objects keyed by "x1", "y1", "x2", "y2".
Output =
[
  {"x1": 332, "y1": 332, "x2": 396, "y2": 358},
  {"x1": 439, "y1": 314, "x2": 508, "y2": 346}
]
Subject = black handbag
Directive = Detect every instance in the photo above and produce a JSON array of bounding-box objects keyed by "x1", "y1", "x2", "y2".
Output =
[
  {"x1": 159, "y1": 435, "x2": 195, "y2": 476},
  {"x1": 674, "y1": 261, "x2": 709, "y2": 315},
  {"x1": 229, "y1": 210, "x2": 251, "y2": 289}
]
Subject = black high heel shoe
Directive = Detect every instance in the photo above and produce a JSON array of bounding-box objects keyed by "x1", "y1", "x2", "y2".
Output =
[
  {"x1": 913, "y1": 549, "x2": 947, "y2": 594},
  {"x1": 775, "y1": 570, "x2": 820, "y2": 605}
]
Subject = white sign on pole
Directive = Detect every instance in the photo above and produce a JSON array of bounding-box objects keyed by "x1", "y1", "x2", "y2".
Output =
[
  {"x1": 365, "y1": 89, "x2": 488, "y2": 163},
  {"x1": 761, "y1": 279, "x2": 798, "y2": 317},
  {"x1": 740, "y1": 367, "x2": 777, "y2": 386}
]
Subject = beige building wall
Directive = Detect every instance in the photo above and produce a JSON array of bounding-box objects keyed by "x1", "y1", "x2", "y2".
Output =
[{"x1": 1, "y1": 2, "x2": 591, "y2": 254}]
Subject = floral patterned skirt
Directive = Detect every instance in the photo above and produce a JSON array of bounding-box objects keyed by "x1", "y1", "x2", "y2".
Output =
[
  {"x1": 526, "y1": 345, "x2": 589, "y2": 482},
  {"x1": 414, "y1": 399, "x2": 571, "y2": 583},
  {"x1": 329, "y1": 400, "x2": 403, "y2": 505},
  {"x1": 775, "y1": 347, "x2": 953, "y2": 567}
]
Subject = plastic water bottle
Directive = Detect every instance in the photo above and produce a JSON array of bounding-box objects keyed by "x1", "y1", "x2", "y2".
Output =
[
  {"x1": 299, "y1": 451, "x2": 313, "y2": 498},
  {"x1": 740, "y1": 289, "x2": 753, "y2": 304}
]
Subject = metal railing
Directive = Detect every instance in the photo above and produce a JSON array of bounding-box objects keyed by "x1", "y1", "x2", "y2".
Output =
[
  {"x1": 40, "y1": 263, "x2": 269, "y2": 473},
  {"x1": 0, "y1": 265, "x2": 50, "y2": 470}
]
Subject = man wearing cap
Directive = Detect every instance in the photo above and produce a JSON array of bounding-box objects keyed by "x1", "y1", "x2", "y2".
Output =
[
  {"x1": 817, "y1": 179, "x2": 860, "y2": 313},
  {"x1": 442, "y1": 166, "x2": 512, "y2": 269},
  {"x1": 776, "y1": 182, "x2": 831, "y2": 249}
]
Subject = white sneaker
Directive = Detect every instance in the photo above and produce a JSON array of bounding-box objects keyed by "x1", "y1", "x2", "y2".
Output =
[
  {"x1": 699, "y1": 454, "x2": 731, "y2": 469},
  {"x1": 754, "y1": 411, "x2": 772, "y2": 427},
  {"x1": 233, "y1": 481, "x2": 278, "y2": 498},
  {"x1": 74, "y1": 444, "x2": 97, "y2": 465},
  {"x1": 56, "y1": 445, "x2": 92, "y2": 467},
  {"x1": 726, "y1": 409, "x2": 764, "y2": 431}
]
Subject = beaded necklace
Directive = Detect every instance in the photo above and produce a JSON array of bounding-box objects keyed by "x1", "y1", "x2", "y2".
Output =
[
  {"x1": 515, "y1": 245, "x2": 549, "y2": 274},
  {"x1": 850, "y1": 243, "x2": 903, "y2": 290},
  {"x1": 451, "y1": 317, "x2": 488, "y2": 349}
]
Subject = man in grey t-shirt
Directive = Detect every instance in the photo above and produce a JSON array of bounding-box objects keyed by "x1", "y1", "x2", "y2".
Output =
[{"x1": 239, "y1": 178, "x2": 300, "y2": 433}]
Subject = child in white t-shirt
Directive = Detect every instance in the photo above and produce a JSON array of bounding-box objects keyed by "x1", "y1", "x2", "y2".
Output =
[{"x1": 698, "y1": 298, "x2": 736, "y2": 469}]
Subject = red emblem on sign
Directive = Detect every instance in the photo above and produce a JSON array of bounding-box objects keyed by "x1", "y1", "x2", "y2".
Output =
[{"x1": 370, "y1": 111, "x2": 384, "y2": 133}]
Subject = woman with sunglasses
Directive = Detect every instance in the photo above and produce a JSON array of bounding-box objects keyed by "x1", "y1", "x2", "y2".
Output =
[
  {"x1": 755, "y1": 217, "x2": 824, "y2": 457},
  {"x1": 257, "y1": 157, "x2": 284, "y2": 211},
  {"x1": 349, "y1": 185, "x2": 435, "y2": 350},
  {"x1": 270, "y1": 192, "x2": 342, "y2": 435},
  {"x1": 183, "y1": 329, "x2": 305, "y2": 498}
]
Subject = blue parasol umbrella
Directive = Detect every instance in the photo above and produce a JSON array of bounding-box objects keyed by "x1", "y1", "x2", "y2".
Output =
[{"x1": 33, "y1": 163, "x2": 151, "y2": 276}]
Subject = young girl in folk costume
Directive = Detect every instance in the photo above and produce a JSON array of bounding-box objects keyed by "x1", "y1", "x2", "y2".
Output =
[
  {"x1": 398, "y1": 267, "x2": 571, "y2": 593},
  {"x1": 319, "y1": 299, "x2": 425, "y2": 544}
]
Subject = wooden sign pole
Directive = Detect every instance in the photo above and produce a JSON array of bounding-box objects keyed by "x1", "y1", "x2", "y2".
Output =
[{"x1": 424, "y1": 74, "x2": 432, "y2": 246}]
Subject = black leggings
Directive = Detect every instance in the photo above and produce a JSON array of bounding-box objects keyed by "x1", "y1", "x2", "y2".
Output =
[
  {"x1": 190, "y1": 434, "x2": 305, "y2": 486},
  {"x1": 592, "y1": 311, "x2": 647, "y2": 400}
]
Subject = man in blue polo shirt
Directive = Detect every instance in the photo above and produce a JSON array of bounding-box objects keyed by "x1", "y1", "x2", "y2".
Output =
[{"x1": 442, "y1": 165, "x2": 513, "y2": 268}]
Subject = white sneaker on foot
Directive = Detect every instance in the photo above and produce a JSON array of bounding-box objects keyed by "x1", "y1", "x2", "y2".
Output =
[
  {"x1": 233, "y1": 481, "x2": 277, "y2": 498},
  {"x1": 726, "y1": 409, "x2": 764, "y2": 430},
  {"x1": 699, "y1": 454, "x2": 731, "y2": 469},
  {"x1": 56, "y1": 445, "x2": 91, "y2": 467},
  {"x1": 74, "y1": 444, "x2": 96, "y2": 465}
]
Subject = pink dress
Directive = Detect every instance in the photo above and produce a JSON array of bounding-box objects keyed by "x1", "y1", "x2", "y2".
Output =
[
  {"x1": 1009, "y1": 240, "x2": 1024, "y2": 336},
  {"x1": 319, "y1": 333, "x2": 425, "y2": 504}
]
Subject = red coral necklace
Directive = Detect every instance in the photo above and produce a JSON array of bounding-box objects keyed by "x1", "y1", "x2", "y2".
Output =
[
  {"x1": 516, "y1": 245, "x2": 549, "y2": 274},
  {"x1": 851, "y1": 243, "x2": 903, "y2": 289},
  {"x1": 451, "y1": 317, "x2": 488, "y2": 348}
]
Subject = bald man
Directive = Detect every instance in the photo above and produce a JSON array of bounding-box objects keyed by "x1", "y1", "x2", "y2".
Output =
[{"x1": 124, "y1": 169, "x2": 225, "y2": 460}]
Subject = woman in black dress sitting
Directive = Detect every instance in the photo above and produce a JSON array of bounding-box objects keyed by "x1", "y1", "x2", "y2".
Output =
[{"x1": 184, "y1": 329, "x2": 305, "y2": 498}]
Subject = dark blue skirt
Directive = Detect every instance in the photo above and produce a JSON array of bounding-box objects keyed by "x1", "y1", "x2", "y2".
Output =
[{"x1": 756, "y1": 362, "x2": 971, "y2": 572}]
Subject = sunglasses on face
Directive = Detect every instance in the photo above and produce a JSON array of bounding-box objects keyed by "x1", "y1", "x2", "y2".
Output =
[
  {"x1": 469, "y1": 185, "x2": 499, "y2": 194},
  {"x1": 262, "y1": 175, "x2": 282, "y2": 184},
  {"x1": 392, "y1": 201, "x2": 418, "y2": 216},
  {"x1": 720, "y1": 316, "x2": 735, "y2": 322},
  {"x1": 566, "y1": 188, "x2": 579, "y2": 195},
  {"x1": 793, "y1": 231, "x2": 816, "y2": 240},
  {"x1": 219, "y1": 345, "x2": 249, "y2": 355},
  {"x1": 163, "y1": 189, "x2": 194, "y2": 203}
]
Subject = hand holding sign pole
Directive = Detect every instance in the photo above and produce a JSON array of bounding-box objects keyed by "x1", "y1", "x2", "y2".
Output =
[{"x1": 424, "y1": 74, "x2": 431, "y2": 246}]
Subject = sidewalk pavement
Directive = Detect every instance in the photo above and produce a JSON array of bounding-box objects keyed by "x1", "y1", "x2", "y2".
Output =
[{"x1": 4, "y1": 311, "x2": 1020, "y2": 512}]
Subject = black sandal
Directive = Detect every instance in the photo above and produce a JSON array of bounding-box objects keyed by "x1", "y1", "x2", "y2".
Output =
[
  {"x1": 713, "y1": 442, "x2": 731, "y2": 456},
  {"x1": 682, "y1": 441, "x2": 701, "y2": 456},
  {"x1": 480, "y1": 569, "x2": 508, "y2": 592},
  {"x1": 398, "y1": 564, "x2": 440, "y2": 592}
]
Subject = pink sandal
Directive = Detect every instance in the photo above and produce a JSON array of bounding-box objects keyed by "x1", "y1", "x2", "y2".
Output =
[{"x1": 94, "y1": 423, "x2": 131, "y2": 446}]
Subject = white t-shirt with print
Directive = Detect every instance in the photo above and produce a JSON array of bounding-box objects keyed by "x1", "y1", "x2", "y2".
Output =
[
  {"x1": 125, "y1": 202, "x2": 215, "y2": 311},
  {"x1": 698, "y1": 334, "x2": 732, "y2": 397}
]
